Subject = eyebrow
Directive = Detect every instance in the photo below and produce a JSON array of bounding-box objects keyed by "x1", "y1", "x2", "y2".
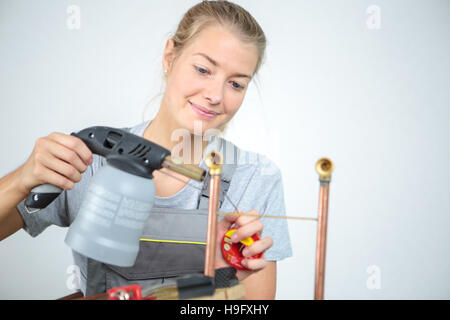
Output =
[{"x1": 194, "y1": 53, "x2": 252, "y2": 79}]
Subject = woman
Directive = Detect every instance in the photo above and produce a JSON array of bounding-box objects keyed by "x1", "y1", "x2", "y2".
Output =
[{"x1": 0, "y1": 1, "x2": 292, "y2": 299}]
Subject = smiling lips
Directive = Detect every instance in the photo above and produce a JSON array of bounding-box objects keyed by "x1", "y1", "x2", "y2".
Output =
[{"x1": 189, "y1": 101, "x2": 219, "y2": 120}]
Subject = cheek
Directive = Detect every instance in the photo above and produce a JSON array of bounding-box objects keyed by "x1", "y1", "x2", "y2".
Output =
[
  {"x1": 168, "y1": 70, "x2": 202, "y2": 104},
  {"x1": 223, "y1": 91, "x2": 244, "y2": 116}
]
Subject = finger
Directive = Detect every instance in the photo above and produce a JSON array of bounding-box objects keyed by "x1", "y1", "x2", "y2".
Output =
[
  {"x1": 48, "y1": 132, "x2": 93, "y2": 166},
  {"x1": 242, "y1": 257, "x2": 267, "y2": 271},
  {"x1": 233, "y1": 209, "x2": 259, "y2": 228},
  {"x1": 42, "y1": 138, "x2": 89, "y2": 174},
  {"x1": 218, "y1": 210, "x2": 243, "y2": 230},
  {"x1": 51, "y1": 144, "x2": 89, "y2": 174},
  {"x1": 33, "y1": 160, "x2": 75, "y2": 190},
  {"x1": 242, "y1": 237, "x2": 273, "y2": 258},
  {"x1": 231, "y1": 218, "x2": 264, "y2": 243},
  {"x1": 36, "y1": 151, "x2": 83, "y2": 184}
]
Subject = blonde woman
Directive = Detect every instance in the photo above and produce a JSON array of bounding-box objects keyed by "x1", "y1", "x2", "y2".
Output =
[{"x1": 0, "y1": 1, "x2": 292, "y2": 299}]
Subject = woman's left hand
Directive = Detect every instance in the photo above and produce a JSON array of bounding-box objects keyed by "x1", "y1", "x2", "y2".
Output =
[{"x1": 215, "y1": 209, "x2": 273, "y2": 281}]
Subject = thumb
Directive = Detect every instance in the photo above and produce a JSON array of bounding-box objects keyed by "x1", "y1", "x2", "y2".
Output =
[{"x1": 218, "y1": 210, "x2": 243, "y2": 231}]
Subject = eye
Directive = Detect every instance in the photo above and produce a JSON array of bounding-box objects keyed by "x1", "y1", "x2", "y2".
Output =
[
  {"x1": 231, "y1": 81, "x2": 244, "y2": 90},
  {"x1": 194, "y1": 65, "x2": 209, "y2": 75}
]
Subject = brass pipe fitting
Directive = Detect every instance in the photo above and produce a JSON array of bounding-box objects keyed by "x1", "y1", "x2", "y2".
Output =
[
  {"x1": 204, "y1": 151, "x2": 223, "y2": 176},
  {"x1": 315, "y1": 158, "x2": 334, "y2": 183}
]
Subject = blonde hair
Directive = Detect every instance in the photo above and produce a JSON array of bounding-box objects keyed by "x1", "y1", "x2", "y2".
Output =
[{"x1": 171, "y1": 0, "x2": 266, "y2": 75}]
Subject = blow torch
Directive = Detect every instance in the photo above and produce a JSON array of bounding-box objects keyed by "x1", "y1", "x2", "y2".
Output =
[{"x1": 24, "y1": 126, "x2": 206, "y2": 267}]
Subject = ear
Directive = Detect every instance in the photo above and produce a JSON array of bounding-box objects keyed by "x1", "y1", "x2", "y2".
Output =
[{"x1": 162, "y1": 38, "x2": 176, "y2": 73}]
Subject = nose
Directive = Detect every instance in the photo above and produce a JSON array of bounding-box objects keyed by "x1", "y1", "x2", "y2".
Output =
[{"x1": 203, "y1": 79, "x2": 224, "y2": 105}]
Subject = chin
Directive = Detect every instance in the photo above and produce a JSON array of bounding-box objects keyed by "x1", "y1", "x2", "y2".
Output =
[{"x1": 175, "y1": 113, "x2": 221, "y2": 135}]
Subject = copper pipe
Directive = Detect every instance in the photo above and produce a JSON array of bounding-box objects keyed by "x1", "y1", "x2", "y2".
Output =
[
  {"x1": 203, "y1": 151, "x2": 223, "y2": 278},
  {"x1": 314, "y1": 158, "x2": 334, "y2": 300}
]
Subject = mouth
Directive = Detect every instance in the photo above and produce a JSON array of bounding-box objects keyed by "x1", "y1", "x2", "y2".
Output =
[{"x1": 189, "y1": 101, "x2": 220, "y2": 120}]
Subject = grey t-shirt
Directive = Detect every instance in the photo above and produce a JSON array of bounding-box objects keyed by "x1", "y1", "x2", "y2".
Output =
[{"x1": 17, "y1": 120, "x2": 292, "y2": 291}]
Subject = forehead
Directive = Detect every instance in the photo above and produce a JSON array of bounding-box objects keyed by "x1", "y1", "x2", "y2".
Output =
[{"x1": 182, "y1": 25, "x2": 259, "y2": 76}]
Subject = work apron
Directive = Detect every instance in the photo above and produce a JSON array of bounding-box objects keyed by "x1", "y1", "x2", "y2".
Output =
[{"x1": 77, "y1": 129, "x2": 238, "y2": 296}]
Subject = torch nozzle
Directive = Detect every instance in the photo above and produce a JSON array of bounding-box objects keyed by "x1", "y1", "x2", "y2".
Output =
[{"x1": 162, "y1": 155, "x2": 206, "y2": 182}]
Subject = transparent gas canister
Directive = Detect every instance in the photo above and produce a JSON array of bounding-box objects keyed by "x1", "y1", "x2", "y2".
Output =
[{"x1": 65, "y1": 163, "x2": 155, "y2": 267}]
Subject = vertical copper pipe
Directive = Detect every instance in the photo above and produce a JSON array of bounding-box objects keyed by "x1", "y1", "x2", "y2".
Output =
[
  {"x1": 204, "y1": 175, "x2": 221, "y2": 278},
  {"x1": 203, "y1": 151, "x2": 223, "y2": 278},
  {"x1": 314, "y1": 182, "x2": 330, "y2": 300},
  {"x1": 314, "y1": 158, "x2": 334, "y2": 300}
]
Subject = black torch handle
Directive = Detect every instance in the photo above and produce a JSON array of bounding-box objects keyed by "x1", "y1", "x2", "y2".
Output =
[
  {"x1": 24, "y1": 126, "x2": 172, "y2": 212},
  {"x1": 24, "y1": 184, "x2": 63, "y2": 210}
]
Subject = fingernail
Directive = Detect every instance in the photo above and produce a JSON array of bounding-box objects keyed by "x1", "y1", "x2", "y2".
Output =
[
  {"x1": 242, "y1": 248, "x2": 249, "y2": 257},
  {"x1": 241, "y1": 259, "x2": 247, "y2": 268},
  {"x1": 231, "y1": 233, "x2": 238, "y2": 243}
]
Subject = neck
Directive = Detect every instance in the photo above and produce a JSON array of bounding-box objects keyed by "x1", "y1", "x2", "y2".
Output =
[{"x1": 143, "y1": 107, "x2": 211, "y2": 166}]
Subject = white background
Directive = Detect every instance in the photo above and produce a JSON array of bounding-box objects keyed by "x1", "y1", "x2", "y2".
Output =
[{"x1": 0, "y1": 0, "x2": 449, "y2": 299}]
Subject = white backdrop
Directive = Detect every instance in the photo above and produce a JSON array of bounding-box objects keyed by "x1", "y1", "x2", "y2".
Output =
[{"x1": 0, "y1": 0, "x2": 449, "y2": 299}]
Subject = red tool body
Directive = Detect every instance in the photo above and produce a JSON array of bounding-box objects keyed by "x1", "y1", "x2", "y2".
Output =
[{"x1": 221, "y1": 229, "x2": 263, "y2": 270}]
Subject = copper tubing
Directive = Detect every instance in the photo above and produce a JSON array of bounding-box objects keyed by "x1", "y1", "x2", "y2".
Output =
[
  {"x1": 314, "y1": 158, "x2": 334, "y2": 300},
  {"x1": 314, "y1": 182, "x2": 330, "y2": 300},
  {"x1": 204, "y1": 174, "x2": 221, "y2": 278},
  {"x1": 203, "y1": 151, "x2": 223, "y2": 278},
  {"x1": 162, "y1": 155, "x2": 206, "y2": 182}
]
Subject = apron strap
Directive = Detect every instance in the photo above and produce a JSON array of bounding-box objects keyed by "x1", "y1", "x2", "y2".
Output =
[{"x1": 197, "y1": 139, "x2": 238, "y2": 210}]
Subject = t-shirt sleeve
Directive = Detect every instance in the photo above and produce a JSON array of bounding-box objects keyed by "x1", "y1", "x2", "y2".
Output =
[
  {"x1": 228, "y1": 154, "x2": 293, "y2": 262},
  {"x1": 16, "y1": 189, "x2": 70, "y2": 238},
  {"x1": 257, "y1": 163, "x2": 293, "y2": 261}
]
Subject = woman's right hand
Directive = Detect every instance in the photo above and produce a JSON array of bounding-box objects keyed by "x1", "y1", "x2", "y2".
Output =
[{"x1": 17, "y1": 132, "x2": 93, "y2": 195}]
